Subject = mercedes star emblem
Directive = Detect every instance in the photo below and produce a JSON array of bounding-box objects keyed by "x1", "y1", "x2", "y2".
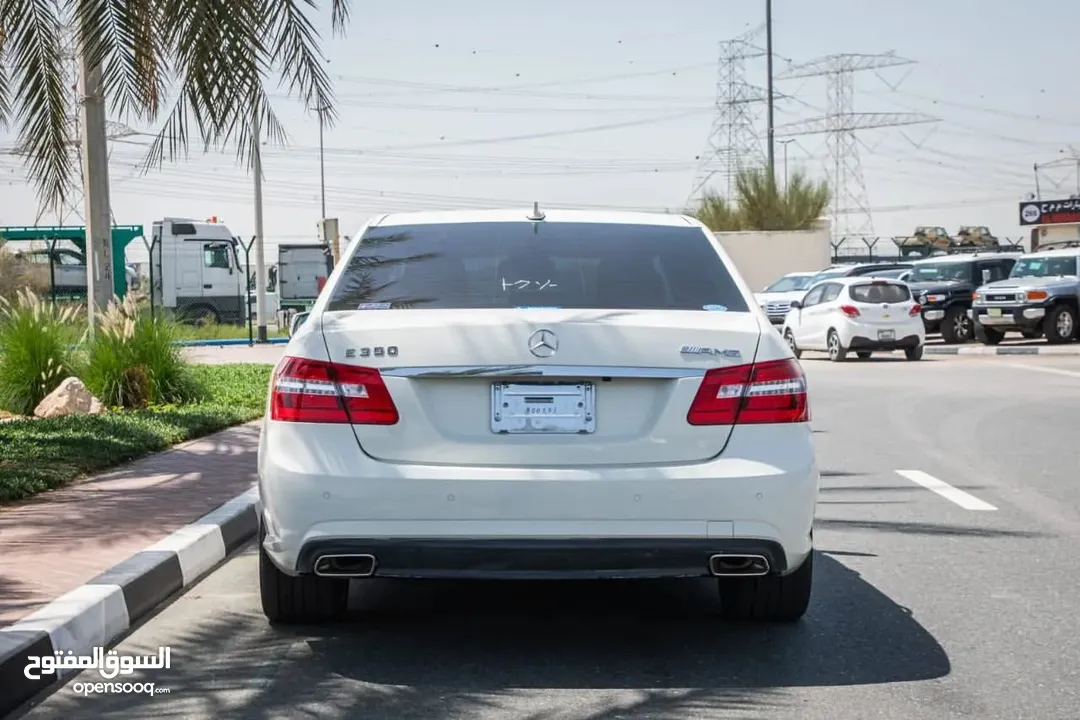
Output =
[{"x1": 528, "y1": 329, "x2": 558, "y2": 358}]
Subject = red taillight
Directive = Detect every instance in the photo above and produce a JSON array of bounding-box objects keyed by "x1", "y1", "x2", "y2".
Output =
[
  {"x1": 270, "y1": 357, "x2": 399, "y2": 424},
  {"x1": 909, "y1": 303, "x2": 922, "y2": 316},
  {"x1": 687, "y1": 358, "x2": 809, "y2": 426},
  {"x1": 839, "y1": 304, "x2": 860, "y2": 318}
]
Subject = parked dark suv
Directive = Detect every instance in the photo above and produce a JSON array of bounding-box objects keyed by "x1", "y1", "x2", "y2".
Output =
[{"x1": 906, "y1": 253, "x2": 1018, "y2": 343}]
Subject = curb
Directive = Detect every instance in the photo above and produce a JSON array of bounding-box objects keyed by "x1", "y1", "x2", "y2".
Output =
[
  {"x1": 174, "y1": 338, "x2": 289, "y2": 347},
  {"x1": 924, "y1": 344, "x2": 1080, "y2": 356},
  {"x1": 0, "y1": 487, "x2": 259, "y2": 717}
]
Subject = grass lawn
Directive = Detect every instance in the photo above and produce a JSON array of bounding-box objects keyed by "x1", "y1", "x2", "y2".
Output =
[
  {"x1": 0, "y1": 363, "x2": 272, "y2": 504},
  {"x1": 171, "y1": 322, "x2": 288, "y2": 342}
]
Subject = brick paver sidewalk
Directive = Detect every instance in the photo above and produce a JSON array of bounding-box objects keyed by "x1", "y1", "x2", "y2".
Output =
[{"x1": 0, "y1": 421, "x2": 260, "y2": 626}]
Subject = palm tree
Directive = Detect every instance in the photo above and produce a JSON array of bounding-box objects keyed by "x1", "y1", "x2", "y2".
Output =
[
  {"x1": 691, "y1": 167, "x2": 830, "y2": 233},
  {"x1": 0, "y1": 0, "x2": 350, "y2": 211}
]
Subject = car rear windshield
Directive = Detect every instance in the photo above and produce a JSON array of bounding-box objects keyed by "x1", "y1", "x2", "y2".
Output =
[
  {"x1": 849, "y1": 282, "x2": 911, "y2": 304},
  {"x1": 325, "y1": 221, "x2": 750, "y2": 312}
]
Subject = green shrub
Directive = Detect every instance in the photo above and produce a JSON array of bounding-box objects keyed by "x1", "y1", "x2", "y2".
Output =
[
  {"x1": 0, "y1": 289, "x2": 82, "y2": 415},
  {"x1": 690, "y1": 167, "x2": 831, "y2": 232},
  {"x1": 82, "y1": 293, "x2": 202, "y2": 408}
]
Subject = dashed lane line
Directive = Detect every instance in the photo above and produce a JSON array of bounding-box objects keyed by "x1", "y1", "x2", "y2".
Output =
[{"x1": 895, "y1": 469, "x2": 998, "y2": 512}]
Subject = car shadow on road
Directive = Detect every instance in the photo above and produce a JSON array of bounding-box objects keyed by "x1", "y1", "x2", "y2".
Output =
[
  {"x1": 317, "y1": 551, "x2": 949, "y2": 690},
  {"x1": 18, "y1": 553, "x2": 950, "y2": 720}
]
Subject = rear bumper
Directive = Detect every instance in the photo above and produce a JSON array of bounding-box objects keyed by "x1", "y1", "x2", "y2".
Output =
[
  {"x1": 837, "y1": 317, "x2": 925, "y2": 350},
  {"x1": 258, "y1": 422, "x2": 819, "y2": 579},
  {"x1": 294, "y1": 537, "x2": 790, "y2": 580},
  {"x1": 847, "y1": 333, "x2": 922, "y2": 351}
]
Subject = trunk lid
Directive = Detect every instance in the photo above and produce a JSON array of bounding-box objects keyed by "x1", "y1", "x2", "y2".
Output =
[{"x1": 320, "y1": 308, "x2": 763, "y2": 467}]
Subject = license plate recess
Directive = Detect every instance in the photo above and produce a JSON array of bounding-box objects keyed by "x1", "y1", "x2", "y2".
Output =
[{"x1": 491, "y1": 382, "x2": 596, "y2": 434}]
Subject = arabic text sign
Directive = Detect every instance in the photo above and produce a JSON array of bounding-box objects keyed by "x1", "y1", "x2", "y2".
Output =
[
  {"x1": 25, "y1": 646, "x2": 171, "y2": 681},
  {"x1": 1019, "y1": 198, "x2": 1080, "y2": 226}
]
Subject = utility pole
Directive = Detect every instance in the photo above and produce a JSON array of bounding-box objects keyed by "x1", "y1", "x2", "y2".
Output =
[
  {"x1": 779, "y1": 138, "x2": 795, "y2": 192},
  {"x1": 765, "y1": 0, "x2": 776, "y2": 186},
  {"x1": 253, "y1": 113, "x2": 268, "y2": 343},
  {"x1": 77, "y1": 30, "x2": 114, "y2": 327},
  {"x1": 317, "y1": 102, "x2": 327, "y2": 220}
]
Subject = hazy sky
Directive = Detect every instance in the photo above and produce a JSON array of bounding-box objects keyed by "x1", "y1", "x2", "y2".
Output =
[{"x1": 1, "y1": 0, "x2": 1078, "y2": 264}]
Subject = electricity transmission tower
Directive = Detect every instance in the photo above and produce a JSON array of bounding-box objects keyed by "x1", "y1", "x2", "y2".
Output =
[
  {"x1": 775, "y1": 52, "x2": 937, "y2": 241},
  {"x1": 689, "y1": 32, "x2": 770, "y2": 204}
]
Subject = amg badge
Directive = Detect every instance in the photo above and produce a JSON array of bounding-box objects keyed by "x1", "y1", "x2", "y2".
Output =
[{"x1": 680, "y1": 345, "x2": 742, "y2": 359}]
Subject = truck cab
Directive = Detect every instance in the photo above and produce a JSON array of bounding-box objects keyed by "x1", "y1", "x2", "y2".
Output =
[{"x1": 150, "y1": 217, "x2": 245, "y2": 325}]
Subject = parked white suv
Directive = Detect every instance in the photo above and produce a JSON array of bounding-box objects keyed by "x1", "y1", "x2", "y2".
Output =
[{"x1": 257, "y1": 209, "x2": 820, "y2": 624}]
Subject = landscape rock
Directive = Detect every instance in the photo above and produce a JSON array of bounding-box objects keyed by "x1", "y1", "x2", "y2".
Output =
[{"x1": 33, "y1": 377, "x2": 107, "y2": 419}]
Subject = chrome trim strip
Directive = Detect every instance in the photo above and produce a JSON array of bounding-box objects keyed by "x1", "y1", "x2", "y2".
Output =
[{"x1": 379, "y1": 364, "x2": 707, "y2": 379}]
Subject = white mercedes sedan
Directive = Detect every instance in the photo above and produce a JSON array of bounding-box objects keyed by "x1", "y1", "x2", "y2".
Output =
[{"x1": 257, "y1": 208, "x2": 820, "y2": 625}]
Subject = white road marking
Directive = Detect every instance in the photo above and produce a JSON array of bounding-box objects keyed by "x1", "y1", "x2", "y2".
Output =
[
  {"x1": 895, "y1": 470, "x2": 998, "y2": 511},
  {"x1": 995, "y1": 362, "x2": 1080, "y2": 380}
]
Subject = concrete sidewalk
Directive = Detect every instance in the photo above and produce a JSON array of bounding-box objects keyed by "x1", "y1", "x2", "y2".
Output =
[{"x1": 0, "y1": 422, "x2": 260, "y2": 627}]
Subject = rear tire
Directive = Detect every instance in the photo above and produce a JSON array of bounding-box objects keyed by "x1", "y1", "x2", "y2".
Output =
[
  {"x1": 718, "y1": 551, "x2": 813, "y2": 622},
  {"x1": 259, "y1": 523, "x2": 348, "y2": 624},
  {"x1": 784, "y1": 329, "x2": 802, "y2": 359},
  {"x1": 855, "y1": 351, "x2": 872, "y2": 359},
  {"x1": 905, "y1": 344, "x2": 924, "y2": 361},
  {"x1": 827, "y1": 330, "x2": 847, "y2": 362}
]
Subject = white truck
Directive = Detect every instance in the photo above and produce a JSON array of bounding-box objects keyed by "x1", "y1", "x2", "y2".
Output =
[
  {"x1": 276, "y1": 243, "x2": 332, "y2": 313},
  {"x1": 148, "y1": 217, "x2": 253, "y2": 325}
]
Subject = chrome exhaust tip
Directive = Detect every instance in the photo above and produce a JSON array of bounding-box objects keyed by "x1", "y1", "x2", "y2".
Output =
[
  {"x1": 709, "y1": 553, "x2": 770, "y2": 577},
  {"x1": 313, "y1": 553, "x2": 377, "y2": 577}
]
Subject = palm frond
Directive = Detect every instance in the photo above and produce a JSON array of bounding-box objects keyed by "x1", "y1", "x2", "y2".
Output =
[
  {"x1": 139, "y1": 0, "x2": 348, "y2": 176},
  {"x1": 74, "y1": 0, "x2": 170, "y2": 122},
  {"x1": 0, "y1": 0, "x2": 74, "y2": 210},
  {"x1": 0, "y1": 24, "x2": 11, "y2": 126},
  {"x1": 262, "y1": 0, "x2": 336, "y2": 123}
]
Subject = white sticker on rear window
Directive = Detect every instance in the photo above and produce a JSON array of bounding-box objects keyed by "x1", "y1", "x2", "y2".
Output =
[
  {"x1": 357, "y1": 302, "x2": 392, "y2": 310},
  {"x1": 501, "y1": 278, "x2": 558, "y2": 290},
  {"x1": 702, "y1": 304, "x2": 728, "y2": 311}
]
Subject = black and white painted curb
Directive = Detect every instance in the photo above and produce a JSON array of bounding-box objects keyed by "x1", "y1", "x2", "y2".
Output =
[
  {"x1": 924, "y1": 344, "x2": 1080, "y2": 356},
  {"x1": 0, "y1": 487, "x2": 259, "y2": 717}
]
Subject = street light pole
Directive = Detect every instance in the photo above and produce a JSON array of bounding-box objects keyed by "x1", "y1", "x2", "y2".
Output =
[
  {"x1": 780, "y1": 138, "x2": 795, "y2": 192},
  {"x1": 253, "y1": 112, "x2": 268, "y2": 343},
  {"x1": 765, "y1": 0, "x2": 776, "y2": 186},
  {"x1": 317, "y1": 103, "x2": 327, "y2": 220}
]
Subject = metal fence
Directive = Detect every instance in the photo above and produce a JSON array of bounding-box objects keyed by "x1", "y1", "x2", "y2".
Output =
[{"x1": 829, "y1": 236, "x2": 1028, "y2": 264}]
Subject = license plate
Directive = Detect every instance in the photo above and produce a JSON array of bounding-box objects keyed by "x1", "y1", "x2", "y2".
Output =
[
  {"x1": 988, "y1": 308, "x2": 1002, "y2": 317},
  {"x1": 878, "y1": 329, "x2": 895, "y2": 341},
  {"x1": 491, "y1": 382, "x2": 596, "y2": 434}
]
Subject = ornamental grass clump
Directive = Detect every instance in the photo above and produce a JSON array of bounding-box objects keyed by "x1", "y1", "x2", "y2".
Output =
[{"x1": 0, "y1": 289, "x2": 81, "y2": 415}]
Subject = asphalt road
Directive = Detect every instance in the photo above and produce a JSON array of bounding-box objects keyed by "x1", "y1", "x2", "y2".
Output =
[{"x1": 18, "y1": 355, "x2": 1080, "y2": 719}]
